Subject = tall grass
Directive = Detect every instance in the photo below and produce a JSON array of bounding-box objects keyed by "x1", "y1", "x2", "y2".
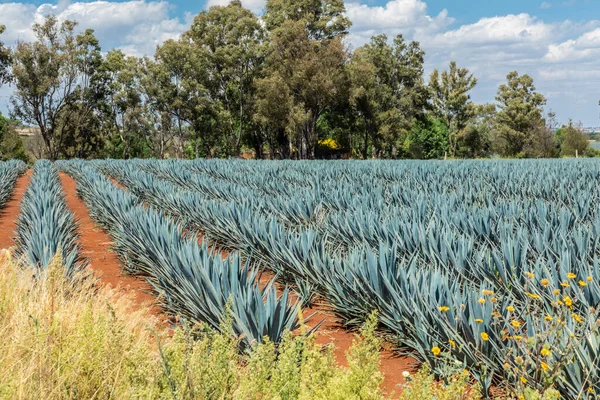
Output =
[{"x1": 0, "y1": 250, "x2": 388, "y2": 399}]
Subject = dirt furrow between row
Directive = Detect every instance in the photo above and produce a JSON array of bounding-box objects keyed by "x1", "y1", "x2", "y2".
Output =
[
  {"x1": 0, "y1": 171, "x2": 32, "y2": 250},
  {"x1": 59, "y1": 172, "x2": 163, "y2": 319}
]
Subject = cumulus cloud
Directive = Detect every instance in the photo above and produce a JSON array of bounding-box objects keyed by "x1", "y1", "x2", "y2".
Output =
[
  {"x1": 545, "y1": 28, "x2": 600, "y2": 62},
  {"x1": 0, "y1": 1, "x2": 188, "y2": 56},
  {"x1": 345, "y1": 0, "x2": 453, "y2": 46}
]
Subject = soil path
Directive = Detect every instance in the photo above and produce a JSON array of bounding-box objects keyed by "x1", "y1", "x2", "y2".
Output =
[
  {"x1": 0, "y1": 171, "x2": 32, "y2": 250},
  {"x1": 59, "y1": 173, "x2": 162, "y2": 318}
]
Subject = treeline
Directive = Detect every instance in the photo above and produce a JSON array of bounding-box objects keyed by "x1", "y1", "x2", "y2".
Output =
[{"x1": 0, "y1": 0, "x2": 595, "y2": 160}]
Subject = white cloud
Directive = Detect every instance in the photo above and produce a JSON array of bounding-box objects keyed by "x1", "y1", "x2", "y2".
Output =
[
  {"x1": 345, "y1": 0, "x2": 453, "y2": 46},
  {"x1": 545, "y1": 28, "x2": 600, "y2": 62},
  {"x1": 431, "y1": 14, "x2": 552, "y2": 46},
  {"x1": 0, "y1": 1, "x2": 187, "y2": 56}
]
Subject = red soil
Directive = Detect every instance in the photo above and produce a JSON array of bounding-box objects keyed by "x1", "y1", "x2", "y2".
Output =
[
  {"x1": 59, "y1": 173, "x2": 163, "y2": 319},
  {"x1": 0, "y1": 171, "x2": 32, "y2": 250}
]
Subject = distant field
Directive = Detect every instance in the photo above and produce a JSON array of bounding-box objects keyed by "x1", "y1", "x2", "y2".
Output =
[{"x1": 1, "y1": 158, "x2": 599, "y2": 397}]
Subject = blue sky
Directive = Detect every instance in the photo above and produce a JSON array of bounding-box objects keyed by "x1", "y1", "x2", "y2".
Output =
[{"x1": 1, "y1": 0, "x2": 600, "y2": 125}]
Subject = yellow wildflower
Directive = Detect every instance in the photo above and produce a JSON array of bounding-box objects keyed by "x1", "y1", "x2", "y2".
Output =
[
  {"x1": 503, "y1": 362, "x2": 510, "y2": 370},
  {"x1": 525, "y1": 272, "x2": 535, "y2": 279},
  {"x1": 439, "y1": 306, "x2": 450, "y2": 312},
  {"x1": 567, "y1": 272, "x2": 577, "y2": 279},
  {"x1": 541, "y1": 278, "x2": 550, "y2": 286},
  {"x1": 507, "y1": 306, "x2": 516, "y2": 312},
  {"x1": 564, "y1": 296, "x2": 573, "y2": 308},
  {"x1": 431, "y1": 346, "x2": 441, "y2": 356},
  {"x1": 572, "y1": 313, "x2": 583, "y2": 323},
  {"x1": 490, "y1": 297, "x2": 498, "y2": 303},
  {"x1": 541, "y1": 362, "x2": 549, "y2": 371},
  {"x1": 544, "y1": 315, "x2": 554, "y2": 321},
  {"x1": 511, "y1": 320, "x2": 522, "y2": 328},
  {"x1": 579, "y1": 280, "x2": 587, "y2": 287},
  {"x1": 481, "y1": 332, "x2": 489, "y2": 341},
  {"x1": 525, "y1": 292, "x2": 540, "y2": 300},
  {"x1": 520, "y1": 376, "x2": 528, "y2": 384},
  {"x1": 541, "y1": 348, "x2": 551, "y2": 357},
  {"x1": 587, "y1": 276, "x2": 593, "y2": 282},
  {"x1": 482, "y1": 289, "x2": 494, "y2": 295},
  {"x1": 561, "y1": 282, "x2": 570, "y2": 287},
  {"x1": 478, "y1": 298, "x2": 486, "y2": 305},
  {"x1": 553, "y1": 289, "x2": 560, "y2": 295},
  {"x1": 448, "y1": 339, "x2": 456, "y2": 349}
]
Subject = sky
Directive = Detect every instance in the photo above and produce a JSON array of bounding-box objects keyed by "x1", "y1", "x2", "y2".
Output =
[{"x1": 1, "y1": 0, "x2": 599, "y2": 125}]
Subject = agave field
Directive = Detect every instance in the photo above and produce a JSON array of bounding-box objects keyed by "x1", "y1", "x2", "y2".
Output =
[{"x1": 2, "y1": 158, "x2": 600, "y2": 398}]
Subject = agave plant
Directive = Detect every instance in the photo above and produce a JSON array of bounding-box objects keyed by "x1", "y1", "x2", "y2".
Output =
[
  {"x1": 14, "y1": 160, "x2": 86, "y2": 277},
  {"x1": 0, "y1": 160, "x2": 27, "y2": 210},
  {"x1": 58, "y1": 161, "x2": 302, "y2": 350}
]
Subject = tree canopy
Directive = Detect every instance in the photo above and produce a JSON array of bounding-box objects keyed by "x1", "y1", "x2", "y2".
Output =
[{"x1": 0, "y1": 1, "x2": 590, "y2": 161}]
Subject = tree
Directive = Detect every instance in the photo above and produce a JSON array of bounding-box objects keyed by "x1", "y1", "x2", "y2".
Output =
[
  {"x1": 0, "y1": 25, "x2": 11, "y2": 86},
  {"x1": 256, "y1": 0, "x2": 350, "y2": 159},
  {"x1": 183, "y1": 0, "x2": 266, "y2": 157},
  {"x1": 263, "y1": 0, "x2": 350, "y2": 40},
  {"x1": 455, "y1": 104, "x2": 495, "y2": 158},
  {"x1": 404, "y1": 116, "x2": 448, "y2": 159},
  {"x1": 493, "y1": 71, "x2": 546, "y2": 157},
  {"x1": 0, "y1": 113, "x2": 29, "y2": 162},
  {"x1": 347, "y1": 34, "x2": 429, "y2": 158},
  {"x1": 560, "y1": 121, "x2": 589, "y2": 157},
  {"x1": 10, "y1": 16, "x2": 104, "y2": 160},
  {"x1": 429, "y1": 62, "x2": 477, "y2": 158}
]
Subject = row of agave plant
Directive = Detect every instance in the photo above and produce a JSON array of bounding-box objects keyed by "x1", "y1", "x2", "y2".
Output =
[
  {"x1": 56, "y1": 160, "x2": 302, "y2": 351},
  {"x1": 0, "y1": 160, "x2": 27, "y2": 210},
  {"x1": 14, "y1": 160, "x2": 86, "y2": 277},
  {"x1": 97, "y1": 158, "x2": 600, "y2": 398}
]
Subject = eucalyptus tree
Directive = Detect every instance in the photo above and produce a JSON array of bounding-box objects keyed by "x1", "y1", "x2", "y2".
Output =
[
  {"x1": 182, "y1": 0, "x2": 266, "y2": 157},
  {"x1": 154, "y1": 39, "x2": 220, "y2": 158},
  {"x1": 429, "y1": 61, "x2": 478, "y2": 158},
  {"x1": 10, "y1": 16, "x2": 104, "y2": 160},
  {"x1": 257, "y1": 0, "x2": 350, "y2": 159},
  {"x1": 101, "y1": 49, "x2": 145, "y2": 159},
  {"x1": 0, "y1": 25, "x2": 10, "y2": 86},
  {"x1": 494, "y1": 71, "x2": 546, "y2": 157},
  {"x1": 347, "y1": 34, "x2": 429, "y2": 158}
]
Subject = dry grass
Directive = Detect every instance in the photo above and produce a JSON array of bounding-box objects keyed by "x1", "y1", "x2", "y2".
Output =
[{"x1": 0, "y1": 250, "x2": 161, "y2": 399}]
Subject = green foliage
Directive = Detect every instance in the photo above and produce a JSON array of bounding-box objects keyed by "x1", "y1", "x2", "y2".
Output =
[
  {"x1": 560, "y1": 122, "x2": 589, "y2": 157},
  {"x1": 404, "y1": 116, "x2": 449, "y2": 159},
  {"x1": 348, "y1": 34, "x2": 428, "y2": 158},
  {"x1": 0, "y1": 24, "x2": 10, "y2": 85},
  {"x1": 0, "y1": 114, "x2": 29, "y2": 162},
  {"x1": 429, "y1": 61, "x2": 478, "y2": 157},
  {"x1": 493, "y1": 72, "x2": 547, "y2": 157},
  {"x1": 10, "y1": 17, "x2": 105, "y2": 160}
]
